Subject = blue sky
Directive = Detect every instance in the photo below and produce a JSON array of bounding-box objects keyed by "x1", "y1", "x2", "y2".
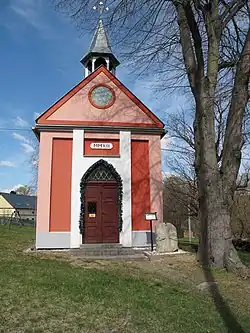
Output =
[{"x1": 0, "y1": 0, "x2": 187, "y2": 192}]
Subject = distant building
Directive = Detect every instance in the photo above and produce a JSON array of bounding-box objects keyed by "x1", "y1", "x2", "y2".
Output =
[{"x1": 0, "y1": 192, "x2": 37, "y2": 221}]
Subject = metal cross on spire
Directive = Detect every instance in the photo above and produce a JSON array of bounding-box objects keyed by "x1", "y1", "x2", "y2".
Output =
[{"x1": 93, "y1": 1, "x2": 109, "y2": 16}]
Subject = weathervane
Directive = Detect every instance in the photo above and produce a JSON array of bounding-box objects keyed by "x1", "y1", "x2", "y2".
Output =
[{"x1": 93, "y1": 1, "x2": 109, "y2": 16}]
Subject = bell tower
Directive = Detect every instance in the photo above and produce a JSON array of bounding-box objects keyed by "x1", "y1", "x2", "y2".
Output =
[{"x1": 80, "y1": 3, "x2": 120, "y2": 77}]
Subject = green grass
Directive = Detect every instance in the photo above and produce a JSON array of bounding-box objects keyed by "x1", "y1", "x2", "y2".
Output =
[
  {"x1": 178, "y1": 237, "x2": 199, "y2": 253},
  {"x1": 179, "y1": 237, "x2": 200, "y2": 244},
  {"x1": 0, "y1": 226, "x2": 249, "y2": 333},
  {"x1": 239, "y1": 251, "x2": 250, "y2": 265},
  {"x1": 179, "y1": 238, "x2": 250, "y2": 266}
]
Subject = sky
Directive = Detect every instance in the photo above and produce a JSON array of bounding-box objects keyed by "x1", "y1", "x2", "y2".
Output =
[{"x1": 0, "y1": 0, "x2": 187, "y2": 192}]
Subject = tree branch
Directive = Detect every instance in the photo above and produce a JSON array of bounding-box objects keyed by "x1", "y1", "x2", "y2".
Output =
[
  {"x1": 221, "y1": 27, "x2": 250, "y2": 197},
  {"x1": 221, "y1": 0, "x2": 247, "y2": 29},
  {"x1": 174, "y1": 1, "x2": 197, "y2": 92},
  {"x1": 218, "y1": 60, "x2": 237, "y2": 71},
  {"x1": 183, "y1": 2, "x2": 204, "y2": 72},
  {"x1": 205, "y1": 1, "x2": 220, "y2": 91}
]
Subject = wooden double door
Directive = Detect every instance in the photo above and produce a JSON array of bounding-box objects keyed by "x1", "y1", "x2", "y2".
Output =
[{"x1": 84, "y1": 181, "x2": 119, "y2": 244}]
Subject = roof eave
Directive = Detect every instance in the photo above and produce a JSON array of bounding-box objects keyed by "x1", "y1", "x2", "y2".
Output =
[
  {"x1": 32, "y1": 126, "x2": 40, "y2": 141},
  {"x1": 34, "y1": 124, "x2": 165, "y2": 137}
]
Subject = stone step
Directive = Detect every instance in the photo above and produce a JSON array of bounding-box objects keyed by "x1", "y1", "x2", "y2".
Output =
[
  {"x1": 80, "y1": 243, "x2": 123, "y2": 249},
  {"x1": 70, "y1": 248, "x2": 136, "y2": 257},
  {"x1": 72, "y1": 254, "x2": 148, "y2": 261}
]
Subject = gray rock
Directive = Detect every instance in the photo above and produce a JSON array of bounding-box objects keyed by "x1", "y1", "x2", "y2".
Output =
[
  {"x1": 197, "y1": 281, "x2": 219, "y2": 292},
  {"x1": 155, "y1": 223, "x2": 179, "y2": 253}
]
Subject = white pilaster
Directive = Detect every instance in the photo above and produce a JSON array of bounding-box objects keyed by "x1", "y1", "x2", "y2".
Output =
[
  {"x1": 70, "y1": 129, "x2": 84, "y2": 248},
  {"x1": 119, "y1": 131, "x2": 132, "y2": 247}
]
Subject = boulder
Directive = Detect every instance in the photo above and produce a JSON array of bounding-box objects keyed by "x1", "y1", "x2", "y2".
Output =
[
  {"x1": 156, "y1": 223, "x2": 179, "y2": 253},
  {"x1": 197, "y1": 281, "x2": 218, "y2": 292}
]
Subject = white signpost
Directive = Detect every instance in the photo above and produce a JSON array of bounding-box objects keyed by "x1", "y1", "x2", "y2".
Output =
[
  {"x1": 145, "y1": 212, "x2": 157, "y2": 251},
  {"x1": 90, "y1": 143, "x2": 113, "y2": 149}
]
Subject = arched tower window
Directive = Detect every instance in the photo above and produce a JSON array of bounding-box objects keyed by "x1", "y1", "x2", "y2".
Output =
[
  {"x1": 95, "y1": 57, "x2": 107, "y2": 70},
  {"x1": 87, "y1": 60, "x2": 92, "y2": 72}
]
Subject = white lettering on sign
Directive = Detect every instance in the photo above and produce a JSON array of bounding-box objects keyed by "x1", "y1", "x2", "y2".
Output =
[{"x1": 90, "y1": 143, "x2": 113, "y2": 150}]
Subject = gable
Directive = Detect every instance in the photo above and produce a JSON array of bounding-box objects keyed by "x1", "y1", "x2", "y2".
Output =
[
  {"x1": 0, "y1": 195, "x2": 13, "y2": 209},
  {"x1": 37, "y1": 66, "x2": 164, "y2": 128}
]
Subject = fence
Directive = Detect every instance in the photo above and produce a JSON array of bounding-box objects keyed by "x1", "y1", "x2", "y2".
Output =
[{"x1": 0, "y1": 208, "x2": 36, "y2": 227}]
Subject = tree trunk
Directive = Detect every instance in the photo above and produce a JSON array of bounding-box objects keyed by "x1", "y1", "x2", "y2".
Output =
[
  {"x1": 196, "y1": 122, "x2": 227, "y2": 268},
  {"x1": 197, "y1": 154, "x2": 249, "y2": 277},
  {"x1": 195, "y1": 97, "x2": 248, "y2": 277},
  {"x1": 197, "y1": 158, "x2": 248, "y2": 275}
]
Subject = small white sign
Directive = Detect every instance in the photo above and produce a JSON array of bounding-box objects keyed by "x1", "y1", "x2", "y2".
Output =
[
  {"x1": 90, "y1": 143, "x2": 113, "y2": 150},
  {"x1": 145, "y1": 212, "x2": 158, "y2": 221}
]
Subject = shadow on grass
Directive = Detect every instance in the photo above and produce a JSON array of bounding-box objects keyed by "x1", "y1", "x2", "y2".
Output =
[
  {"x1": 201, "y1": 245, "x2": 247, "y2": 333},
  {"x1": 202, "y1": 267, "x2": 246, "y2": 333},
  {"x1": 179, "y1": 238, "x2": 248, "y2": 332}
]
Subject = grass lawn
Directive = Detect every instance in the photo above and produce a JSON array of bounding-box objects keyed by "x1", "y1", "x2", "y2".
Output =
[
  {"x1": 0, "y1": 226, "x2": 250, "y2": 333},
  {"x1": 239, "y1": 250, "x2": 250, "y2": 266},
  {"x1": 179, "y1": 238, "x2": 250, "y2": 266},
  {"x1": 178, "y1": 237, "x2": 199, "y2": 253}
]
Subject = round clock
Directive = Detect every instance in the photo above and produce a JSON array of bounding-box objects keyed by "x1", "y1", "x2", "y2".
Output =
[{"x1": 89, "y1": 84, "x2": 115, "y2": 109}]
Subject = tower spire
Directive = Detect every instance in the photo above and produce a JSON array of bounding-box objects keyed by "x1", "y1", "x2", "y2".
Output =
[
  {"x1": 88, "y1": 18, "x2": 112, "y2": 55},
  {"x1": 80, "y1": 2, "x2": 120, "y2": 77}
]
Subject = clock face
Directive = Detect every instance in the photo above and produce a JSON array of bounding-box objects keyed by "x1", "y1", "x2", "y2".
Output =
[{"x1": 89, "y1": 85, "x2": 115, "y2": 108}]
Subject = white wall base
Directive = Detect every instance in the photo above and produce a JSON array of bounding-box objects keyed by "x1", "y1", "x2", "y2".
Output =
[
  {"x1": 36, "y1": 232, "x2": 71, "y2": 249},
  {"x1": 36, "y1": 231, "x2": 155, "y2": 249},
  {"x1": 132, "y1": 230, "x2": 155, "y2": 247}
]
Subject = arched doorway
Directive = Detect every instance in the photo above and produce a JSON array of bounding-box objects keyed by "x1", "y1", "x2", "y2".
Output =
[{"x1": 79, "y1": 159, "x2": 123, "y2": 244}]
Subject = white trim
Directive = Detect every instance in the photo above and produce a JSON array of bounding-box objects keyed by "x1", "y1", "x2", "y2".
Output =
[
  {"x1": 90, "y1": 142, "x2": 113, "y2": 149},
  {"x1": 106, "y1": 58, "x2": 110, "y2": 70},
  {"x1": 119, "y1": 131, "x2": 132, "y2": 247},
  {"x1": 92, "y1": 58, "x2": 96, "y2": 72},
  {"x1": 70, "y1": 130, "x2": 132, "y2": 248},
  {"x1": 85, "y1": 67, "x2": 89, "y2": 78}
]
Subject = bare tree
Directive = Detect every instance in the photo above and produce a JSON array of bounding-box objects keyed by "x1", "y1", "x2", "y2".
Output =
[
  {"x1": 163, "y1": 175, "x2": 199, "y2": 236},
  {"x1": 165, "y1": 108, "x2": 250, "y2": 241},
  {"x1": 53, "y1": 0, "x2": 250, "y2": 273},
  {"x1": 15, "y1": 185, "x2": 33, "y2": 196},
  {"x1": 163, "y1": 109, "x2": 198, "y2": 235},
  {"x1": 28, "y1": 142, "x2": 39, "y2": 195}
]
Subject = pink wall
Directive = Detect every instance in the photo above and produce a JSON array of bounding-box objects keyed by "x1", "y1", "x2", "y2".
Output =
[
  {"x1": 50, "y1": 138, "x2": 72, "y2": 232},
  {"x1": 36, "y1": 131, "x2": 163, "y2": 234},
  {"x1": 36, "y1": 132, "x2": 73, "y2": 232},
  {"x1": 132, "y1": 134, "x2": 163, "y2": 228},
  {"x1": 131, "y1": 140, "x2": 151, "y2": 231},
  {"x1": 47, "y1": 72, "x2": 155, "y2": 125}
]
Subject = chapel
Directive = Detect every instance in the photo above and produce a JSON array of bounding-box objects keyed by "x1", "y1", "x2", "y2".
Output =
[{"x1": 34, "y1": 16, "x2": 165, "y2": 249}]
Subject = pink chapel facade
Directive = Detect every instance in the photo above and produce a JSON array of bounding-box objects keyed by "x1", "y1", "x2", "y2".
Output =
[{"x1": 34, "y1": 20, "x2": 165, "y2": 249}]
